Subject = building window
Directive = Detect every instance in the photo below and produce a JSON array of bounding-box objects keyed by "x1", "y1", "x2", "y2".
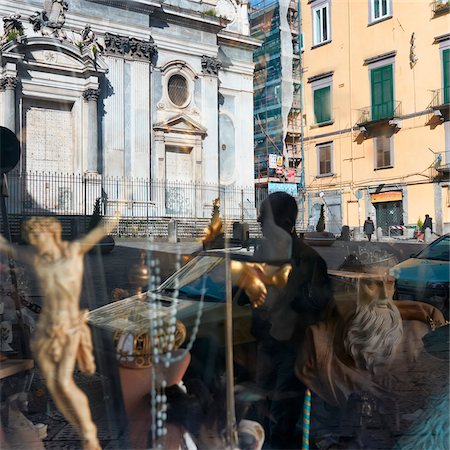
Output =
[
  {"x1": 443, "y1": 48, "x2": 450, "y2": 104},
  {"x1": 371, "y1": 64, "x2": 394, "y2": 121},
  {"x1": 313, "y1": 85, "x2": 331, "y2": 124},
  {"x1": 312, "y1": 1, "x2": 330, "y2": 46},
  {"x1": 317, "y1": 142, "x2": 333, "y2": 176},
  {"x1": 374, "y1": 128, "x2": 393, "y2": 169},
  {"x1": 369, "y1": 0, "x2": 392, "y2": 23},
  {"x1": 167, "y1": 74, "x2": 189, "y2": 107}
]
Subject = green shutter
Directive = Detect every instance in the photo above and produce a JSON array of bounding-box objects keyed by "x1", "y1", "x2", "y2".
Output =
[
  {"x1": 371, "y1": 65, "x2": 393, "y2": 121},
  {"x1": 444, "y1": 49, "x2": 450, "y2": 104},
  {"x1": 314, "y1": 86, "x2": 331, "y2": 123}
]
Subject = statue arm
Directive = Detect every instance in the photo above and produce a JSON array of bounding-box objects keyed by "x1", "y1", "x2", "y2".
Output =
[
  {"x1": 0, "y1": 235, "x2": 33, "y2": 263},
  {"x1": 77, "y1": 212, "x2": 120, "y2": 253}
]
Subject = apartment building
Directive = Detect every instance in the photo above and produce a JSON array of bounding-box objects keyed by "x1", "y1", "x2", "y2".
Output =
[{"x1": 301, "y1": 0, "x2": 449, "y2": 234}]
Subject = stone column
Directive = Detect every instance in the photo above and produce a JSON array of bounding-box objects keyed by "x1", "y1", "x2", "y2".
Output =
[
  {"x1": 83, "y1": 88, "x2": 100, "y2": 172},
  {"x1": 0, "y1": 76, "x2": 18, "y2": 132}
]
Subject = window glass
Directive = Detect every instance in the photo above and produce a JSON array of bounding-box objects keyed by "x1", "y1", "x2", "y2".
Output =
[
  {"x1": 314, "y1": 85, "x2": 331, "y2": 123},
  {"x1": 374, "y1": 128, "x2": 393, "y2": 168},
  {"x1": 167, "y1": 74, "x2": 189, "y2": 107},
  {"x1": 313, "y1": 3, "x2": 330, "y2": 45},
  {"x1": 318, "y1": 143, "x2": 333, "y2": 175},
  {"x1": 417, "y1": 236, "x2": 450, "y2": 261}
]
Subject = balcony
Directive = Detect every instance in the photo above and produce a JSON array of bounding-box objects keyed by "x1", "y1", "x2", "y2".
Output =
[
  {"x1": 357, "y1": 100, "x2": 402, "y2": 127},
  {"x1": 429, "y1": 88, "x2": 449, "y2": 121},
  {"x1": 432, "y1": 0, "x2": 449, "y2": 15},
  {"x1": 430, "y1": 88, "x2": 449, "y2": 108}
]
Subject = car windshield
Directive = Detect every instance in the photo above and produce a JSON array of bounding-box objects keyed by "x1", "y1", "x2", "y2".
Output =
[
  {"x1": 416, "y1": 236, "x2": 450, "y2": 261},
  {"x1": 158, "y1": 255, "x2": 226, "y2": 302}
]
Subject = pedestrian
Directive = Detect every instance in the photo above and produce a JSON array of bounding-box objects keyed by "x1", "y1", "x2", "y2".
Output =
[
  {"x1": 363, "y1": 216, "x2": 375, "y2": 242},
  {"x1": 422, "y1": 214, "x2": 433, "y2": 233},
  {"x1": 240, "y1": 192, "x2": 333, "y2": 449}
]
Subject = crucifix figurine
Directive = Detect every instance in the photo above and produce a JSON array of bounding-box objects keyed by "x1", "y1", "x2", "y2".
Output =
[{"x1": 0, "y1": 214, "x2": 119, "y2": 450}]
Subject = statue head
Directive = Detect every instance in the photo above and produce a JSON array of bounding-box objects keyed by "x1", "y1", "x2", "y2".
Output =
[
  {"x1": 344, "y1": 273, "x2": 403, "y2": 374},
  {"x1": 21, "y1": 216, "x2": 63, "y2": 249},
  {"x1": 258, "y1": 192, "x2": 298, "y2": 235}
]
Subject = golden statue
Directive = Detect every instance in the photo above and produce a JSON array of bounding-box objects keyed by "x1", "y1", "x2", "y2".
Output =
[
  {"x1": 0, "y1": 214, "x2": 120, "y2": 450},
  {"x1": 202, "y1": 198, "x2": 224, "y2": 247},
  {"x1": 231, "y1": 261, "x2": 292, "y2": 308}
]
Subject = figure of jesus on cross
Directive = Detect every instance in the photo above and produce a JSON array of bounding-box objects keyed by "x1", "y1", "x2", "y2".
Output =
[{"x1": 0, "y1": 214, "x2": 119, "y2": 450}]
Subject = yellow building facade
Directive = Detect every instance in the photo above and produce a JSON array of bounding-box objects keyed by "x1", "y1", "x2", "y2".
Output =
[{"x1": 300, "y1": 0, "x2": 449, "y2": 236}]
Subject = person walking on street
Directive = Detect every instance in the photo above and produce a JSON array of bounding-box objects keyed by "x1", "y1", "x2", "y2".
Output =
[
  {"x1": 422, "y1": 214, "x2": 433, "y2": 233},
  {"x1": 363, "y1": 217, "x2": 375, "y2": 242}
]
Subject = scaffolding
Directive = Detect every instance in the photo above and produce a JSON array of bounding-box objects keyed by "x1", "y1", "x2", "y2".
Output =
[{"x1": 250, "y1": 0, "x2": 305, "y2": 221}]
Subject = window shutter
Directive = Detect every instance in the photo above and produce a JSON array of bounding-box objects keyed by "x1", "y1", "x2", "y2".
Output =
[
  {"x1": 444, "y1": 49, "x2": 450, "y2": 104},
  {"x1": 371, "y1": 65, "x2": 393, "y2": 120}
]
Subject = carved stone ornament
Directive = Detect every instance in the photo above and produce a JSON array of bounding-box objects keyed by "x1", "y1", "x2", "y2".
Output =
[
  {"x1": 29, "y1": 0, "x2": 69, "y2": 41},
  {"x1": 83, "y1": 88, "x2": 100, "y2": 101},
  {"x1": 75, "y1": 24, "x2": 105, "y2": 58},
  {"x1": 0, "y1": 77, "x2": 18, "y2": 91},
  {"x1": 201, "y1": 55, "x2": 222, "y2": 75},
  {"x1": 0, "y1": 14, "x2": 24, "y2": 46},
  {"x1": 104, "y1": 32, "x2": 157, "y2": 62}
]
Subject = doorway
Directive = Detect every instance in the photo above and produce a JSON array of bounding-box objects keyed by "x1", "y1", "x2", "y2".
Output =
[{"x1": 375, "y1": 200, "x2": 403, "y2": 234}]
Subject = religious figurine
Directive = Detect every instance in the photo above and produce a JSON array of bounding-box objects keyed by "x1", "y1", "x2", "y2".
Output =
[
  {"x1": 295, "y1": 271, "x2": 447, "y2": 408},
  {"x1": 0, "y1": 214, "x2": 120, "y2": 450},
  {"x1": 231, "y1": 260, "x2": 292, "y2": 308},
  {"x1": 202, "y1": 197, "x2": 224, "y2": 248}
]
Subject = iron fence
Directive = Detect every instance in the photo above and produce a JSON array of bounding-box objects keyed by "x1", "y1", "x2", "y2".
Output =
[{"x1": 3, "y1": 172, "x2": 268, "y2": 221}]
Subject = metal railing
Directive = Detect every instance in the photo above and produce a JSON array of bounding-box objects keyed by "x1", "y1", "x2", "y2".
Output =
[
  {"x1": 2, "y1": 172, "x2": 268, "y2": 221},
  {"x1": 432, "y1": 0, "x2": 449, "y2": 15},
  {"x1": 430, "y1": 88, "x2": 449, "y2": 108},
  {"x1": 357, "y1": 100, "x2": 402, "y2": 124}
]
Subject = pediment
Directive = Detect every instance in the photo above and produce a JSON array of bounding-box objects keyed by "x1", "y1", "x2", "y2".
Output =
[
  {"x1": 2, "y1": 37, "x2": 108, "y2": 75},
  {"x1": 29, "y1": 49, "x2": 85, "y2": 71},
  {"x1": 153, "y1": 114, "x2": 207, "y2": 136}
]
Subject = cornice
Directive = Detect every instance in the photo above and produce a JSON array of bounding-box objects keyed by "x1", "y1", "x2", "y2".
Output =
[{"x1": 218, "y1": 30, "x2": 262, "y2": 50}]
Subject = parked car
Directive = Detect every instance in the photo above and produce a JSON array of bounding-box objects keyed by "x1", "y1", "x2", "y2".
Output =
[
  {"x1": 88, "y1": 247, "x2": 258, "y2": 346},
  {"x1": 390, "y1": 234, "x2": 449, "y2": 318}
]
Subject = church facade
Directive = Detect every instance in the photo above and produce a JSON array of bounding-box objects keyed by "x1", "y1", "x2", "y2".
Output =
[{"x1": 0, "y1": 0, "x2": 258, "y2": 217}]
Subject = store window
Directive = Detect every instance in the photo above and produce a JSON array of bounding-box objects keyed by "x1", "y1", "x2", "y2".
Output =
[
  {"x1": 371, "y1": 64, "x2": 394, "y2": 121},
  {"x1": 374, "y1": 127, "x2": 393, "y2": 169},
  {"x1": 317, "y1": 142, "x2": 333, "y2": 176},
  {"x1": 312, "y1": 0, "x2": 331, "y2": 46},
  {"x1": 369, "y1": 0, "x2": 392, "y2": 23}
]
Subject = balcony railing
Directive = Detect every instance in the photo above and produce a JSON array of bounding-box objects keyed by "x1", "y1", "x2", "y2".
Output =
[
  {"x1": 357, "y1": 100, "x2": 402, "y2": 125},
  {"x1": 430, "y1": 88, "x2": 450, "y2": 108},
  {"x1": 432, "y1": 0, "x2": 449, "y2": 15}
]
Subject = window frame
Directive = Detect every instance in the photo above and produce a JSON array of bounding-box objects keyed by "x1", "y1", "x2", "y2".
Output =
[
  {"x1": 311, "y1": 75, "x2": 333, "y2": 126},
  {"x1": 368, "y1": 56, "x2": 396, "y2": 122},
  {"x1": 369, "y1": 0, "x2": 392, "y2": 25},
  {"x1": 440, "y1": 40, "x2": 450, "y2": 105},
  {"x1": 312, "y1": 0, "x2": 331, "y2": 47},
  {"x1": 373, "y1": 127, "x2": 394, "y2": 170},
  {"x1": 316, "y1": 141, "x2": 334, "y2": 177}
]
